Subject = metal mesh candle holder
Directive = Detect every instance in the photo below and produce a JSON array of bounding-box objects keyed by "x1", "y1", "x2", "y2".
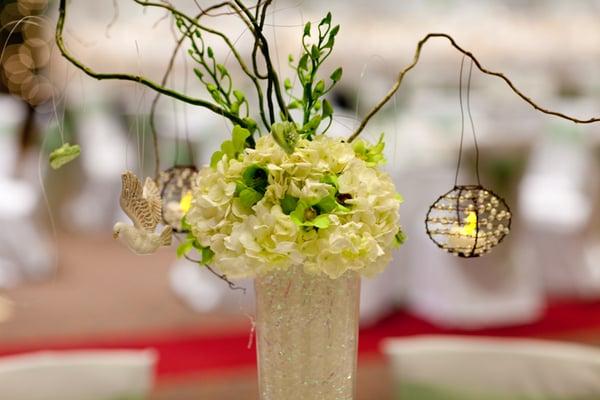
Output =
[
  {"x1": 425, "y1": 58, "x2": 512, "y2": 258},
  {"x1": 157, "y1": 165, "x2": 198, "y2": 232},
  {"x1": 425, "y1": 185, "x2": 511, "y2": 258}
]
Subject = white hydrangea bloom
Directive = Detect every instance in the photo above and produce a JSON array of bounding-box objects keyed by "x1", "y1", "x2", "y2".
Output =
[{"x1": 185, "y1": 135, "x2": 402, "y2": 279}]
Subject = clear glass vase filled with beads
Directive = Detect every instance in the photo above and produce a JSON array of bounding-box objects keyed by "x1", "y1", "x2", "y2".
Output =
[{"x1": 254, "y1": 266, "x2": 361, "y2": 400}]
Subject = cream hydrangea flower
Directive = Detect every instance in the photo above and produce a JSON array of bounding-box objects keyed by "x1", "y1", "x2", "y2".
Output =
[{"x1": 185, "y1": 134, "x2": 403, "y2": 279}]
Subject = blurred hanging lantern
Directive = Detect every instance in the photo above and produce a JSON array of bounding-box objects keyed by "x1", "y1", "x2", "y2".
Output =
[
  {"x1": 425, "y1": 185, "x2": 511, "y2": 258},
  {"x1": 425, "y1": 58, "x2": 512, "y2": 258},
  {"x1": 157, "y1": 165, "x2": 198, "y2": 232}
]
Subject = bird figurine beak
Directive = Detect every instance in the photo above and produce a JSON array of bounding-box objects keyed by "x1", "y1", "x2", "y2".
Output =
[{"x1": 113, "y1": 231, "x2": 119, "y2": 240}]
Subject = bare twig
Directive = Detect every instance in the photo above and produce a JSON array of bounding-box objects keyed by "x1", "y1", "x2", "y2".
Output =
[
  {"x1": 183, "y1": 255, "x2": 246, "y2": 293},
  {"x1": 349, "y1": 33, "x2": 600, "y2": 142}
]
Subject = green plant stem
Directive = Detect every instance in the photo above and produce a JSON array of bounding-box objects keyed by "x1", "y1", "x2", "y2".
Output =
[
  {"x1": 234, "y1": 0, "x2": 292, "y2": 124},
  {"x1": 148, "y1": 5, "x2": 231, "y2": 177},
  {"x1": 349, "y1": 33, "x2": 600, "y2": 142},
  {"x1": 229, "y1": 1, "x2": 275, "y2": 123},
  {"x1": 251, "y1": 1, "x2": 269, "y2": 80},
  {"x1": 134, "y1": 0, "x2": 270, "y2": 130},
  {"x1": 55, "y1": 0, "x2": 249, "y2": 130}
]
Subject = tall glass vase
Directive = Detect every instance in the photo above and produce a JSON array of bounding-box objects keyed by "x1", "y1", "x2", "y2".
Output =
[{"x1": 254, "y1": 266, "x2": 361, "y2": 400}]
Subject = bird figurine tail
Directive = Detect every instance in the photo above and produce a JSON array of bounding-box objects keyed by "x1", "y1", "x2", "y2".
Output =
[{"x1": 160, "y1": 226, "x2": 173, "y2": 247}]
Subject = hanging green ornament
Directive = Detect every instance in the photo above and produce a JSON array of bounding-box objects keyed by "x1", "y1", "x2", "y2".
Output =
[{"x1": 49, "y1": 143, "x2": 81, "y2": 170}]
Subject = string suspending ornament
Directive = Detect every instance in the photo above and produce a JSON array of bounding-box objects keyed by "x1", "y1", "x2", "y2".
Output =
[{"x1": 425, "y1": 57, "x2": 512, "y2": 258}]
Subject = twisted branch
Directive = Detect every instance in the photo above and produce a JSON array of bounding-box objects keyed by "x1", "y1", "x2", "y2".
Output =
[
  {"x1": 55, "y1": 0, "x2": 249, "y2": 130},
  {"x1": 349, "y1": 33, "x2": 600, "y2": 142},
  {"x1": 135, "y1": 0, "x2": 270, "y2": 131},
  {"x1": 234, "y1": 0, "x2": 292, "y2": 123}
]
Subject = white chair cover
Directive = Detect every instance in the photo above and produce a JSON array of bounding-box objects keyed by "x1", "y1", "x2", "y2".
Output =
[
  {"x1": 383, "y1": 336, "x2": 600, "y2": 400},
  {"x1": 0, "y1": 350, "x2": 157, "y2": 400}
]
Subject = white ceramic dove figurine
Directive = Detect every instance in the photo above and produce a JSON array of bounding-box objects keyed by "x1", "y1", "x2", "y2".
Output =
[{"x1": 113, "y1": 171, "x2": 172, "y2": 255}]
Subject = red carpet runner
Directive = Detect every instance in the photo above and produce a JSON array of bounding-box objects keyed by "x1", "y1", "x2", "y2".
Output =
[{"x1": 1, "y1": 300, "x2": 599, "y2": 380}]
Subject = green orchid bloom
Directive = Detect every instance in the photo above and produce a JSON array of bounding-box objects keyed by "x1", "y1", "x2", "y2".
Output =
[
  {"x1": 353, "y1": 133, "x2": 386, "y2": 167},
  {"x1": 271, "y1": 121, "x2": 300, "y2": 154}
]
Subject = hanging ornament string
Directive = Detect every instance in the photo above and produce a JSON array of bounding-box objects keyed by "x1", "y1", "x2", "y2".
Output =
[
  {"x1": 466, "y1": 59, "x2": 482, "y2": 186},
  {"x1": 454, "y1": 56, "x2": 467, "y2": 188},
  {"x1": 454, "y1": 56, "x2": 481, "y2": 188}
]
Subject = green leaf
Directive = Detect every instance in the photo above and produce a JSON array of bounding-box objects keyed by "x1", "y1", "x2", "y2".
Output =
[
  {"x1": 49, "y1": 143, "x2": 81, "y2": 170},
  {"x1": 201, "y1": 247, "x2": 215, "y2": 264},
  {"x1": 281, "y1": 195, "x2": 299, "y2": 215},
  {"x1": 288, "y1": 54, "x2": 294, "y2": 63},
  {"x1": 221, "y1": 140, "x2": 236, "y2": 158},
  {"x1": 303, "y1": 115, "x2": 322, "y2": 133},
  {"x1": 311, "y1": 45, "x2": 320, "y2": 60},
  {"x1": 290, "y1": 200, "x2": 309, "y2": 226},
  {"x1": 207, "y1": 46, "x2": 214, "y2": 58},
  {"x1": 288, "y1": 100, "x2": 302, "y2": 110},
  {"x1": 284, "y1": 78, "x2": 293, "y2": 91},
  {"x1": 193, "y1": 68, "x2": 204, "y2": 81},
  {"x1": 314, "y1": 80, "x2": 325, "y2": 95},
  {"x1": 233, "y1": 90, "x2": 245, "y2": 103},
  {"x1": 320, "y1": 12, "x2": 332, "y2": 27},
  {"x1": 217, "y1": 64, "x2": 228, "y2": 78},
  {"x1": 181, "y1": 216, "x2": 192, "y2": 232},
  {"x1": 330, "y1": 67, "x2": 343, "y2": 82},
  {"x1": 210, "y1": 150, "x2": 224, "y2": 168},
  {"x1": 315, "y1": 194, "x2": 338, "y2": 214},
  {"x1": 322, "y1": 99, "x2": 334, "y2": 119},
  {"x1": 321, "y1": 174, "x2": 339, "y2": 190},
  {"x1": 330, "y1": 25, "x2": 340, "y2": 38},
  {"x1": 303, "y1": 22, "x2": 312, "y2": 37},
  {"x1": 311, "y1": 214, "x2": 330, "y2": 229},
  {"x1": 239, "y1": 187, "x2": 263, "y2": 208},
  {"x1": 176, "y1": 240, "x2": 194, "y2": 259},
  {"x1": 244, "y1": 118, "x2": 258, "y2": 132},
  {"x1": 394, "y1": 230, "x2": 407, "y2": 247},
  {"x1": 232, "y1": 125, "x2": 251, "y2": 152},
  {"x1": 298, "y1": 54, "x2": 309, "y2": 71}
]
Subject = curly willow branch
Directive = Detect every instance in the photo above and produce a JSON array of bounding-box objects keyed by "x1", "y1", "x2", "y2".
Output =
[
  {"x1": 55, "y1": 0, "x2": 249, "y2": 159},
  {"x1": 143, "y1": 0, "x2": 268, "y2": 177},
  {"x1": 349, "y1": 33, "x2": 600, "y2": 142}
]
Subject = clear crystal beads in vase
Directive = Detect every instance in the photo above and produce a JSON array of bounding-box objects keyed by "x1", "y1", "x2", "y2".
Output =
[{"x1": 255, "y1": 266, "x2": 361, "y2": 400}]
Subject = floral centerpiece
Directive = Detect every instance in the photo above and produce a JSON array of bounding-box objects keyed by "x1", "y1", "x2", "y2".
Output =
[
  {"x1": 169, "y1": 14, "x2": 404, "y2": 398},
  {"x1": 184, "y1": 130, "x2": 403, "y2": 280}
]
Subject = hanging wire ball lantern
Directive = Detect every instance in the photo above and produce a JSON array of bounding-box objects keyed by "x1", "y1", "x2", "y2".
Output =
[
  {"x1": 425, "y1": 185, "x2": 512, "y2": 258},
  {"x1": 157, "y1": 165, "x2": 198, "y2": 233}
]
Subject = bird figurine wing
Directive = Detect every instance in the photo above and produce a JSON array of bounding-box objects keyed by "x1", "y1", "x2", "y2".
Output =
[{"x1": 120, "y1": 171, "x2": 162, "y2": 231}]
